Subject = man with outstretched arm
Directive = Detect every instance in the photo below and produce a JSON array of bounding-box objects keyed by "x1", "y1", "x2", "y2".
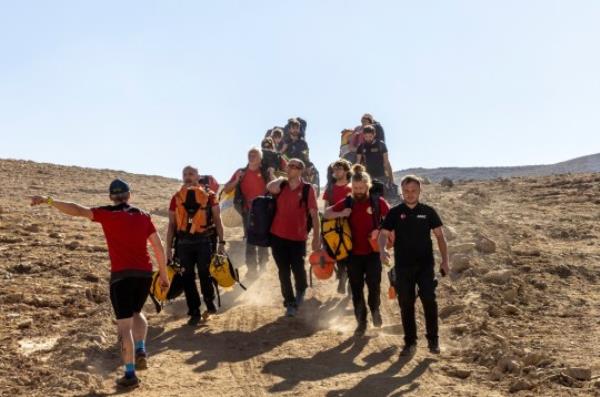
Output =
[
  {"x1": 30, "y1": 179, "x2": 169, "y2": 389},
  {"x1": 378, "y1": 175, "x2": 449, "y2": 357}
]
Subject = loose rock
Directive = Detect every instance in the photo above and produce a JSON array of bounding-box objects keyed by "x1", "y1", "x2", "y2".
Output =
[
  {"x1": 566, "y1": 367, "x2": 591, "y2": 381},
  {"x1": 483, "y1": 269, "x2": 512, "y2": 285},
  {"x1": 509, "y1": 379, "x2": 533, "y2": 393}
]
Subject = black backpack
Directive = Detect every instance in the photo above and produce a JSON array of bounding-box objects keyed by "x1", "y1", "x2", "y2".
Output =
[
  {"x1": 369, "y1": 179, "x2": 386, "y2": 198},
  {"x1": 373, "y1": 121, "x2": 386, "y2": 142},
  {"x1": 246, "y1": 195, "x2": 277, "y2": 247},
  {"x1": 262, "y1": 150, "x2": 283, "y2": 172}
]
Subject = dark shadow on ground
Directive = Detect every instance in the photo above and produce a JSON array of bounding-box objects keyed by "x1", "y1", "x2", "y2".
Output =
[
  {"x1": 148, "y1": 296, "x2": 350, "y2": 373},
  {"x1": 326, "y1": 357, "x2": 437, "y2": 397},
  {"x1": 262, "y1": 336, "x2": 397, "y2": 392}
]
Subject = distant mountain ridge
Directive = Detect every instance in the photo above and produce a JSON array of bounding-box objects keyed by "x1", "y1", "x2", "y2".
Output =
[{"x1": 394, "y1": 152, "x2": 600, "y2": 182}]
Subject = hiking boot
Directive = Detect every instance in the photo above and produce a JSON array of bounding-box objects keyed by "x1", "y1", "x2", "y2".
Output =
[
  {"x1": 372, "y1": 310, "x2": 383, "y2": 328},
  {"x1": 354, "y1": 321, "x2": 367, "y2": 337},
  {"x1": 205, "y1": 302, "x2": 217, "y2": 314},
  {"x1": 187, "y1": 315, "x2": 201, "y2": 326},
  {"x1": 400, "y1": 344, "x2": 417, "y2": 357},
  {"x1": 116, "y1": 374, "x2": 140, "y2": 388},
  {"x1": 295, "y1": 290, "x2": 306, "y2": 307},
  {"x1": 428, "y1": 339, "x2": 441, "y2": 354},
  {"x1": 285, "y1": 306, "x2": 297, "y2": 317},
  {"x1": 135, "y1": 351, "x2": 148, "y2": 370}
]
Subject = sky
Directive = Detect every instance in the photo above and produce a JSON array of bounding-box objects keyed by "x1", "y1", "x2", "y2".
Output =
[{"x1": 1, "y1": 0, "x2": 599, "y2": 182}]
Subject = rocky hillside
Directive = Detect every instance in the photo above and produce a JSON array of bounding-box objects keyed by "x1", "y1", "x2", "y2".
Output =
[
  {"x1": 395, "y1": 152, "x2": 600, "y2": 182},
  {"x1": 1, "y1": 159, "x2": 599, "y2": 396}
]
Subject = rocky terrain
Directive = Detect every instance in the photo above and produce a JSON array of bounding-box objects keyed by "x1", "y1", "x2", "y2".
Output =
[
  {"x1": 1, "y1": 158, "x2": 599, "y2": 396},
  {"x1": 395, "y1": 152, "x2": 600, "y2": 182}
]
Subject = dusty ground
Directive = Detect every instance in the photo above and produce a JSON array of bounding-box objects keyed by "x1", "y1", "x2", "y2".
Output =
[{"x1": 1, "y1": 159, "x2": 599, "y2": 396}]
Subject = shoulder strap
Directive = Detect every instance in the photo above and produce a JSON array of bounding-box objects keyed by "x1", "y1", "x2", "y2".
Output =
[
  {"x1": 370, "y1": 195, "x2": 381, "y2": 230},
  {"x1": 301, "y1": 183, "x2": 310, "y2": 208},
  {"x1": 325, "y1": 183, "x2": 334, "y2": 205},
  {"x1": 344, "y1": 195, "x2": 354, "y2": 209}
]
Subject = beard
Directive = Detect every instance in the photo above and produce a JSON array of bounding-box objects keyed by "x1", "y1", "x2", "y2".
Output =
[{"x1": 354, "y1": 193, "x2": 368, "y2": 202}]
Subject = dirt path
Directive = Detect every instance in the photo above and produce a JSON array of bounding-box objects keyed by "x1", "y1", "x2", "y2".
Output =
[{"x1": 92, "y1": 251, "x2": 457, "y2": 397}]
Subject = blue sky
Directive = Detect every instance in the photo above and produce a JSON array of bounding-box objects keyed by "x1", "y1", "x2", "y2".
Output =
[{"x1": 1, "y1": 1, "x2": 599, "y2": 182}]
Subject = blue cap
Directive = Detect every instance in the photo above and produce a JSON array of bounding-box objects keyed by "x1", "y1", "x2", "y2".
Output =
[{"x1": 109, "y1": 179, "x2": 130, "y2": 195}]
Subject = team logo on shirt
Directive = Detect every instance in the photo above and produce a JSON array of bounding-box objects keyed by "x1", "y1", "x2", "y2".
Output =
[
  {"x1": 417, "y1": 215, "x2": 427, "y2": 219},
  {"x1": 367, "y1": 207, "x2": 373, "y2": 215},
  {"x1": 400, "y1": 213, "x2": 406, "y2": 220}
]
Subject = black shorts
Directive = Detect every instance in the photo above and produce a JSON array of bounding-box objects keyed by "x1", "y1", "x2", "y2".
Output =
[{"x1": 109, "y1": 277, "x2": 152, "y2": 320}]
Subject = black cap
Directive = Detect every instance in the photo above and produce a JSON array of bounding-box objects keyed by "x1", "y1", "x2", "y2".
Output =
[{"x1": 109, "y1": 179, "x2": 130, "y2": 195}]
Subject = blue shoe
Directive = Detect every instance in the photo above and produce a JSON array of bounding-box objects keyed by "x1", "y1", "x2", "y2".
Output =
[
  {"x1": 295, "y1": 290, "x2": 306, "y2": 307},
  {"x1": 285, "y1": 306, "x2": 297, "y2": 317}
]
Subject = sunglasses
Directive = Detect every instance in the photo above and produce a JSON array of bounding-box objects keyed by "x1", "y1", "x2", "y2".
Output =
[{"x1": 288, "y1": 164, "x2": 303, "y2": 170}]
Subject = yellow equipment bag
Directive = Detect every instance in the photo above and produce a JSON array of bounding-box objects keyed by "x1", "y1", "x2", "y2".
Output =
[
  {"x1": 149, "y1": 260, "x2": 185, "y2": 313},
  {"x1": 321, "y1": 217, "x2": 352, "y2": 261},
  {"x1": 209, "y1": 254, "x2": 247, "y2": 307}
]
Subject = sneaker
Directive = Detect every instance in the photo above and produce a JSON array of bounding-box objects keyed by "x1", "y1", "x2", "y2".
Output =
[
  {"x1": 135, "y1": 351, "x2": 148, "y2": 370},
  {"x1": 187, "y1": 315, "x2": 201, "y2": 326},
  {"x1": 354, "y1": 322, "x2": 367, "y2": 337},
  {"x1": 295, "y1": 290, "x2": 306, "y2": 307},
  {"x1": 116, "y1": 374, "x2": 140, "y2": 388},
  {"x1": 428, "y1": 339, "x2": 441, "y2": 354},
  {"x1": 372, "y1": 310, "x2": 383, "y2": 328},
  {"x1": 400, "y1": 344, "x2": 417, "y2": 357},
  {"x1": 285, "y1": 306, "x2": 297, "y2": 317}
]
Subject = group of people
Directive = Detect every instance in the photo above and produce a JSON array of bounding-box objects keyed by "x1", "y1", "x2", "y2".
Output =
[{"x1": 29, "y1": 114, "x2": 449, "y2": 389}]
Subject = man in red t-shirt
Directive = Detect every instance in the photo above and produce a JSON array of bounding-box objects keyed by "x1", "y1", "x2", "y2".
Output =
[
  {"x1": 324, "y1": 165, "x2": 390, "y2": 336},
  {"x1": 323, "y1": 159, "x2": 353, "y2": 294},
  {"x1": 166, "y1": 166, "x2": 225, "y2": 326},
  {"x1": 31, "y1": 179, "x2": 169, "y2": 389},
  {"x1": 267, "y1": 158, "x2": 321, "y2": 317},
  {"x1": 223, "y1": 147, "x2": 274, "y2": 278}
]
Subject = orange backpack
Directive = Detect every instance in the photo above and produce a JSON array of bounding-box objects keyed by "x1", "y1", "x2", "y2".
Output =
[{"x1": 175, "y1": 186, "x2": 213, "y2": 234}]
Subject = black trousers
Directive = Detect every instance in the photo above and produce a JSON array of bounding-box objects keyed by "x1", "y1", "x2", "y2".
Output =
[
  {"x1": 347, "y1": 253, "x2": 382, "y2": 323},
  {"x1": 395, "y1": 264, "x2": 438, "y2": 345},
  {"x1": 177, "y1": 237, "x2": 215, "y2": 316},
  {"x1": 270, "y1": 234, "x2": 307, "y2": 308},
  {"x1": 243, "y1": 211, "x2": 270, "y2": 274}
]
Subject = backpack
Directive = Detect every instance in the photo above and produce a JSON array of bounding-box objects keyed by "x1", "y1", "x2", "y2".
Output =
[
  {"x1": 174, "y1": 186, "x2": 214, "y2": 235},
  {"x1": 233, "y1": 166, "x2": 271, "y2": 216},
  {"x1": 373, "y1": 121, "x2": 386, "y2": 142},
  {"x1": 209, "y1": 254, "x2": 246, "y2": 307},
  {"x1": 369, "y1": 179, "x2": 386, "y2": 198},
  {"x1": 246, "y1": 195, "x2": 277, "y2": 247},
  {"x1": 262, "y1": 150, "x2": 283, "y2": 172},
  {"x1": 149, "y1": 258, "x2": 185, "y2": 313}
]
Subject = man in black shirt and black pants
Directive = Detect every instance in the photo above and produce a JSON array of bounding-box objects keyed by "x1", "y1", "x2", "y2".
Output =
[
  {"x1": 379, "y1": 175, "x2": 449, "y2": 357},
  {"x1": 356, "y1": 125, "x2": 394, "y2": 184}
]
